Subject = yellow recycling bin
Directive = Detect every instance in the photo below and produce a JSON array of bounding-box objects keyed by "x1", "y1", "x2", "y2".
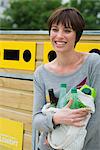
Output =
[
  {"x1": 0, "y1": 117, "x2": 23, "y2": 150},
  {"x1": 0, "y1": 41, "x2": 36, "y2": 71},
  {"x1": 43, "y1": 42, "x2": 100, "y2": 63}
]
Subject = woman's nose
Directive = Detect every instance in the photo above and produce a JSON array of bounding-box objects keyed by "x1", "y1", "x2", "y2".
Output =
[{"x1": 57, "y1": 31, "x2": 64, "y2": 38}]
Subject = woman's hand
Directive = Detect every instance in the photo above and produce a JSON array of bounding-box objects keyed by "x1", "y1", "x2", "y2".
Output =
[{"x1": 53, "y1": 99, "x2": 91, "y2": 127}]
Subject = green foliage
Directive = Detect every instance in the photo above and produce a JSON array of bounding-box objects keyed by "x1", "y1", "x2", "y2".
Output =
[
  {"x1": 0, "y1": 0, "x2": 63, "y2": 30},
  {"x1": 0, "y1": 0, "x2": 100, "y2": 30},
  {"x1": 68, "y1": 0, "x2": 100, "y2": 29}
]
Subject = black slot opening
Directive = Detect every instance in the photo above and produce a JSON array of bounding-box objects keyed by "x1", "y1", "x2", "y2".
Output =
[
  {"x1": 4, "y1": 49, "x2": 19, "y2": 60},
  {"x1": 23, "y1": 50, "x2": 31, "y2": 62}
]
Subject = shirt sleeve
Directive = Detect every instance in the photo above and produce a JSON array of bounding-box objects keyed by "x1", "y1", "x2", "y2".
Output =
[
  {"x1": 32, "y1": 67, "x2": 54, "y2": 132},
  {"x1": 83, "y1": 54, "x2": 100, "y2": 149},
  {"x1": 89, "y1": 56, "x2": 100, "y2": 111}
]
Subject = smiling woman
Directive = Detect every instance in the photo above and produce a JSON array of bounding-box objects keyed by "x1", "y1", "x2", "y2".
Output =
[
  {"x1": 32, "y1": 7, "x2": 100, "y2": 150},
  {"x1": 48, "y1": 7, "x2": 85, "y2": 46}
]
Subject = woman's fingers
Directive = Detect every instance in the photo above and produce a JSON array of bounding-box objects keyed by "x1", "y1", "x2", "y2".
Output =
[
  {"x1": 65, "y1": 99, "x2": 73, "y2": 108},
  {"x1": 72, "y1": 107, "x2": 91, "y2": 115},
  {"x1": 72, "y1": 116, "x2": 86, "y2": 123},
  {"x1": 73, "y1": 121, "x2": 85, "y2": 127}
]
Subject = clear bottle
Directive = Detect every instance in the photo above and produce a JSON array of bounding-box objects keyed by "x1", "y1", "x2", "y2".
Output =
[
  {"x1": 70, "y1": 87, "x2": 80, "y2": 109},
  {"x1": 57, "y1": 83, "x2": 67, "y2": 108},
  {"x1": 48, "y1": 89, "x2": 58, "y2": 107}
]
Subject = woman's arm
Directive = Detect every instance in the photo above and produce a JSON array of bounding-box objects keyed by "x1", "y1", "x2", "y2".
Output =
[{"x1": 33, "y1": 69, "x2": 54, "y2": 132}]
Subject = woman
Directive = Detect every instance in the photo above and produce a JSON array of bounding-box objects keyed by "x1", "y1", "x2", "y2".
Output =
[{"x1": 32, "y1": 7, "x2": 100, "y2": 150}]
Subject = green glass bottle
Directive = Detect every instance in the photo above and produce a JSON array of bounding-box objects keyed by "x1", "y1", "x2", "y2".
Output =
[
  {"x1": 57, "y1": 83, "x2": 67, "y2": 108},
  {"x1": 70, "y1": 87, "x2": 80, "y2": 109}
]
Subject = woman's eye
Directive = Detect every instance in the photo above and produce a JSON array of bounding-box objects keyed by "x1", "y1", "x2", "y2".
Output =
[
  {"x1": 64, "y1": 29, "x2": 72, "y2": 33},
  {"x1": 52, "y1": 28, "x2": 58, "y2": 32}
]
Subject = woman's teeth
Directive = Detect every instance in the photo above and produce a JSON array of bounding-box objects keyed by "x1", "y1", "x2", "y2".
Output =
[{"x1": 55, "y1": 41, "x2": 67, "y2": 45}]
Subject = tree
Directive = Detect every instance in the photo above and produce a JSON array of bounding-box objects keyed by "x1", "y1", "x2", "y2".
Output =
[
  {"x1": 67, "y1": 0, "x2": 100, "y2": 30},
  {"x1": 0, "y1": 0, "x2": 64, "y2": 30},
  {"x1": 0, "y1": 0, "x2": 99, "y2": 30}
]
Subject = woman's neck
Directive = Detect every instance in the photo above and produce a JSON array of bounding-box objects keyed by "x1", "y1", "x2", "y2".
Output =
[
  {"x1": 54, "y1": 51, "x2": 83, "y2": 67},
  {"x1": 45, "y1": 51, "x2": 88, "y2": 75}
]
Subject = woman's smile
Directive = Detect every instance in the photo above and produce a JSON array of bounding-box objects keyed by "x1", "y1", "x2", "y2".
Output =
[{"x1": 55, "y1": 41, "x2": 67, "y2": 47}]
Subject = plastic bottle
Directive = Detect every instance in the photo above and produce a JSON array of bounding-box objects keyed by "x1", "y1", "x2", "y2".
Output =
[
  {"x1": 70, "y1": 87, "x2": 80, "y2": 109},
  {"x1": 80, "y1": 84, "x2": 96, "y2": 99},
  {"x1": 57, "y1": 83, "x2": 67, "y2": 108},
  {"x1": 48, "y1": 89, "x2": 58, "y2": 107},
  {"x1": 78, "y1": 84, "x2": 96, "y2": 108}
]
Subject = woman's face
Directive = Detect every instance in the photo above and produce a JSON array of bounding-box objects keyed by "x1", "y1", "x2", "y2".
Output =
[{"x1": 50, "y1": 23, "x2": 76, "y2": 53}]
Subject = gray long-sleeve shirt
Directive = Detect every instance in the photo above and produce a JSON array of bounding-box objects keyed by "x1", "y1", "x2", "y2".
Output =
[{"x1": 32, "y1": 53, "x2": 100, "y2": 150}]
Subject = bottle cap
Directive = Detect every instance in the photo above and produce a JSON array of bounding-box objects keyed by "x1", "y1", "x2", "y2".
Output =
[
  {"x1": 60, "y1": 83, "x2": 67, "y2": 88},
  {"x1": 71, "y1": 87, "x2": 77, "y2": 93},
  {"x1": 81, "y1": 88, "x2": 91, "y2": 95},
  {"x1": 48, "y1": 89, "x2": 53, "y2": 92}
]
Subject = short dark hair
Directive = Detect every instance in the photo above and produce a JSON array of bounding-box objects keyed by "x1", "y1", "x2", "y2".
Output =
[{"x1": 48, "y1": 7, "x2": 85, "y2": 45}]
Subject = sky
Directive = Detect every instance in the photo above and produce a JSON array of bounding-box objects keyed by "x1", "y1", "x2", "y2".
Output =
[{"x1": 62, "y1": 0, "x2": 69, "y2": 4}]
